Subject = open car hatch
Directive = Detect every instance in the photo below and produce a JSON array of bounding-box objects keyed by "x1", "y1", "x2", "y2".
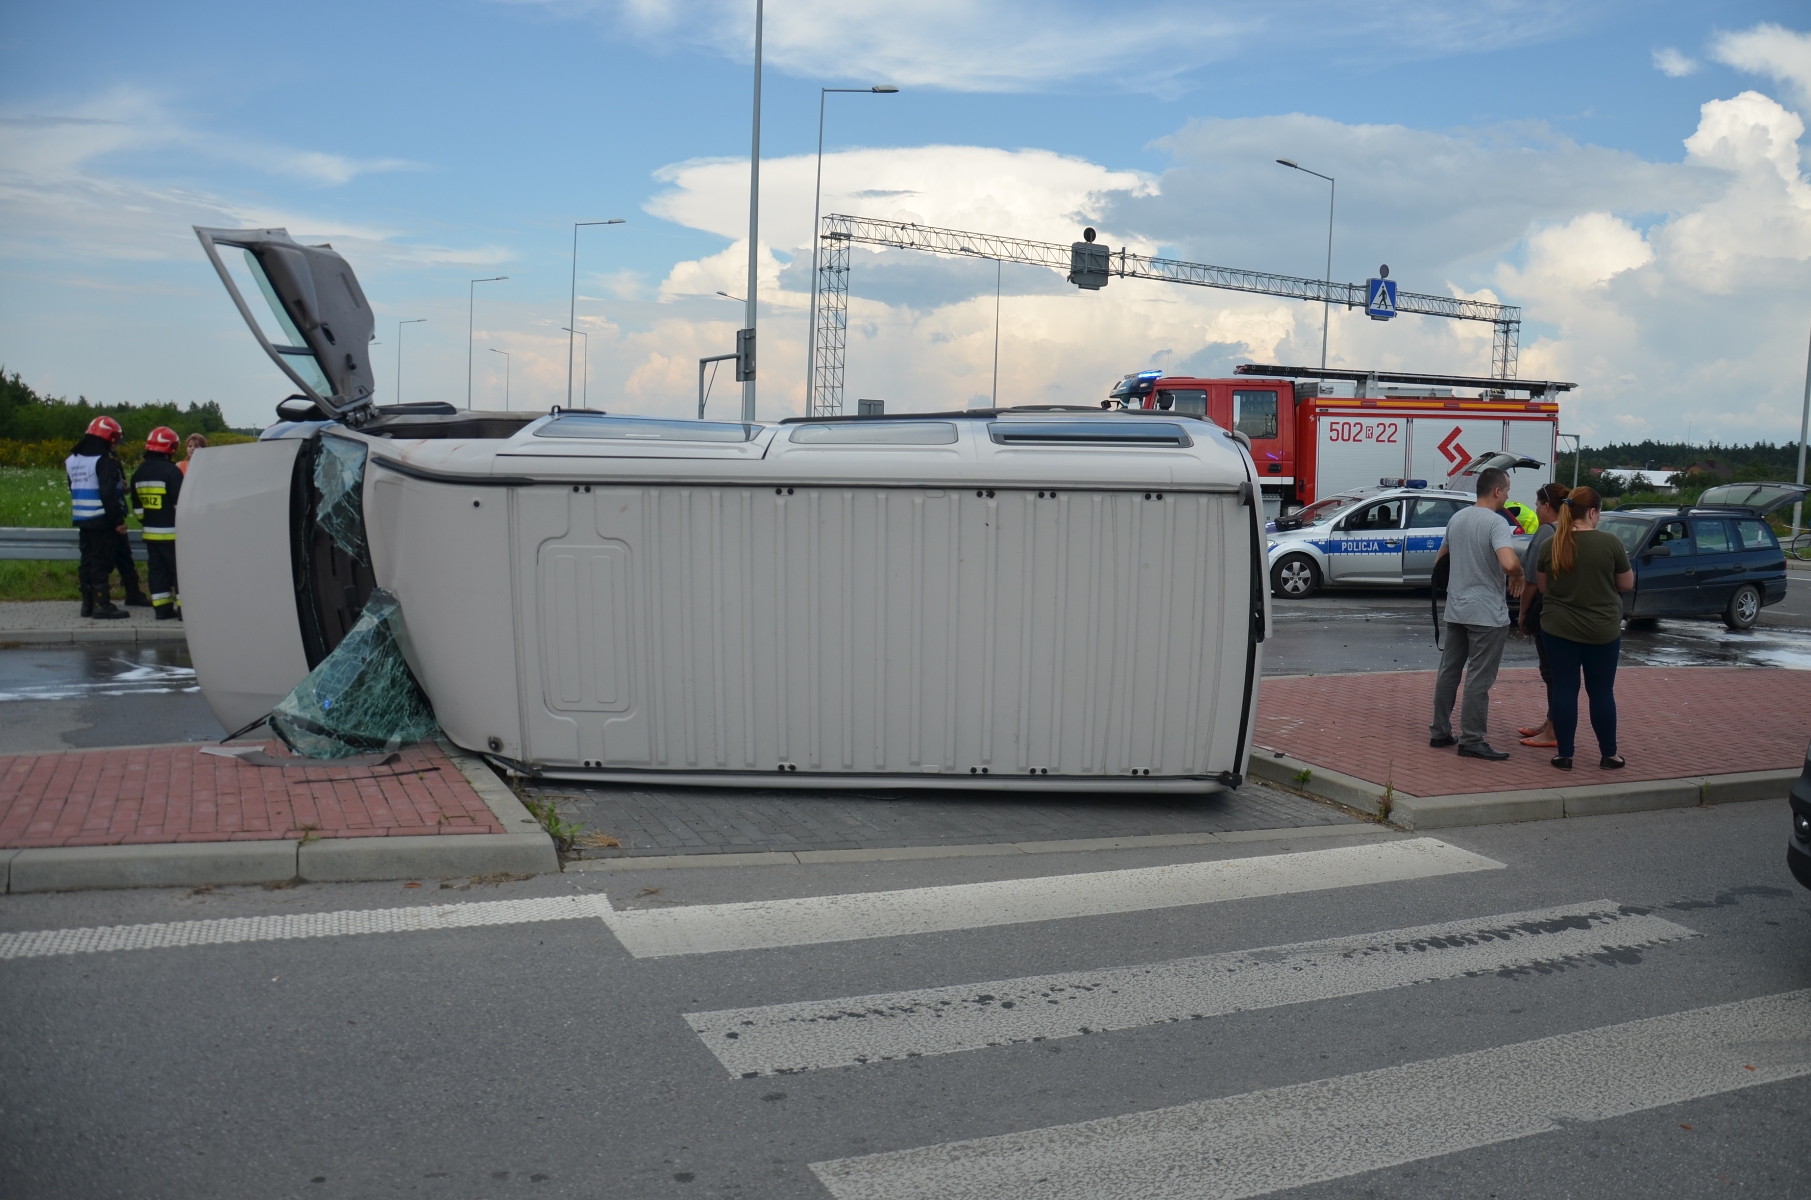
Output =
[
  {"x1": 194, "y1": 226, "x2": 376, "y2": 422},
  {"x1": 1695, "y1": 481, "x2": 1811, "y2": 516}
]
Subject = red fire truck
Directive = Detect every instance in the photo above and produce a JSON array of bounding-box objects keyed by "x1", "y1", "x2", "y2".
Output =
[{"x1": 1106, "y1": 364, "x2": 1571, "y2": 511}]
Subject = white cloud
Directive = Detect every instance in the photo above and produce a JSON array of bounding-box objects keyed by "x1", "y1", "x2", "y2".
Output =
[
  {"x1": 1710, "y1": 22, "x2": 1811, "y2": 108},
  {"x1": 504, "y1": 1, "x2": 1599, "y2": 92},
  {"x1": 620, "y1": 90, "x2": 1811, "y2": 444},
  {"x1": 1652, "y1": 47, "x2": 1697, "y2": 77}
]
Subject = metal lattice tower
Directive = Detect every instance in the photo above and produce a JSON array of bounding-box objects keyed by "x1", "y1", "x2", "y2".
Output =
[
  {"x1": 812, "y1": 212, "x2": 1522, "y2": 414},
  {"x1": 811, "y1": 232, "x2": 852, "y2": 416}
]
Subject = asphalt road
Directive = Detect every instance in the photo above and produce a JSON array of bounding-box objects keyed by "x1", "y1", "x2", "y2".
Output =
[{"x1": 2, "y1": 800, "x2": 1806, "y2": 1199}]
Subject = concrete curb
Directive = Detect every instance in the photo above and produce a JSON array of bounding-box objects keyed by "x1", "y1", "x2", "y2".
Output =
[
  {"x1": 1246, "y1": 749, "x2": 1798, "y2": 830},
  {"x1": 295, "y1": 742, "x2": 558, "y2": 883},
  {"x1": 564, "y1": 821, "x2": 1392, "y2": 873},
  {"x1": 0, "y1": 741, "x2": 558, "y2": 893},
  {"x1": 8, "y1": 841, "x2": 298, "y2": 894},
  {"x1": 0, "y1": 626, "x2": 186, "y2": 645}
]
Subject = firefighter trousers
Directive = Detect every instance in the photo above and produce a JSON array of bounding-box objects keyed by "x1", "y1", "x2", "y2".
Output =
[
  {"x1": 77, "y1": 527, "x2": 115, "y2": 591},
  {"x1": 146, "y1": 540, "x2": 178, "y2": 609}
]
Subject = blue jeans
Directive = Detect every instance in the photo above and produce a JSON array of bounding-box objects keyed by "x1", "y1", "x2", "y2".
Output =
[{"x1": 1544, "y1": 632, "x2": 1620, "y2": 760}]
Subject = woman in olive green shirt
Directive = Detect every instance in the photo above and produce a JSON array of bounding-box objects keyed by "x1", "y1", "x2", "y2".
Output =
[{"x1": 1536, "y1": 486, "x2": 1635, "y2": 771}]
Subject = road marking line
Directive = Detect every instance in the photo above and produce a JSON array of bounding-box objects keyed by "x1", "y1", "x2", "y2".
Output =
[
  {"x1": 688, "y1": 901, "x2": 1696, "y2": 1077},
  {"x1": 811, "y1": 989, "x2": 1811, "y2": 1200},
  {"x1": 598, "y1": 838, "x2": 1502, "y2": 959},
  {"x1": 0, "y1": 895, "x2": 613, "y2": 960}
]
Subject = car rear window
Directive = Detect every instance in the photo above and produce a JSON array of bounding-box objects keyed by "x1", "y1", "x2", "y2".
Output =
[
  {"x1": 988, "y1": 420, "x2": 1193, "y2": 447},
  {"x1": 1736, "y1": 519, "x2": 1778, "y2": 551}
]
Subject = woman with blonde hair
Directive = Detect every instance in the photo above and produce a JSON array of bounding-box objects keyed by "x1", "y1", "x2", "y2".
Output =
[{"x1": 1536, "y1": 486, "x2": 1635, "y2": 770}]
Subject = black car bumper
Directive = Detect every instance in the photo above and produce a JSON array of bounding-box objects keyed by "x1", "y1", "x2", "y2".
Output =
[{"x1": 1763, "y1": 578, "x2": 1789, "y2": 608}]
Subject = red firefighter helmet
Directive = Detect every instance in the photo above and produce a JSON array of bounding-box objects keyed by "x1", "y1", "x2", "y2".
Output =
[
  {"x1": 85, "y1": 415, "x2": 124, "y2": 444},
  {"x1": 145, "y1": 426, "x2": 180, "y2": 454}
]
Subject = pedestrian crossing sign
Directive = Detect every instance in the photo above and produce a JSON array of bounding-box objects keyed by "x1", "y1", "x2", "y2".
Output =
[{"x1": 1366, "y1": 277, "x2": 1398, "y2": 321}]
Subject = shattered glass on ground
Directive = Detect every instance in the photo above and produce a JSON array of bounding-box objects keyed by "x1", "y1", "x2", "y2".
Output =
[{"x1": 269, "y1": 588, "x2": 438, "y2": 759}]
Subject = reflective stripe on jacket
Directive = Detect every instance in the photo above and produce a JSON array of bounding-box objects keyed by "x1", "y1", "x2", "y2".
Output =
[{"x1": 130, "y1": 456, "x2": 184, "y2": 540}]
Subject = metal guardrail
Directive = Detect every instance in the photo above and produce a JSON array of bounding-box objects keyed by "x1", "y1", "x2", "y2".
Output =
[{"x1": 0, "y1": 527, "x2": 148, "y2": 561}]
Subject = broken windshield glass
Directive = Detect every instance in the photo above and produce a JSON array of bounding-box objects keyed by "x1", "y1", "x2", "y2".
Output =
[
  {"x1": 268, "y1": 588, "x2": 439, "y2": 759},
  {"x1": 315, "y1": 436, "x2": 369, "y2": 564}
]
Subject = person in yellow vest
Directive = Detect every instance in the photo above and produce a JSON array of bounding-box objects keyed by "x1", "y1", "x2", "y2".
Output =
[
  {"x1": 1502, "y1": 498, "x2": 1539, "y2": 535},
  {"x1": 130, "y1": 426, "x2": 184, "y2": 620}
]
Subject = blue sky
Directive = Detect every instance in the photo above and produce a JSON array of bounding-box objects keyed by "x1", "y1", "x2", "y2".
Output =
[{"x1": 2, "y1": 1, "x2": 1809, "y2": 445}]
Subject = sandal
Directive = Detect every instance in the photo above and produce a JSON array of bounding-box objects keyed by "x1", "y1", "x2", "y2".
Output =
[
  {"x1": 1520, "y1": 735, "x2": 1558, "y2": 748},
  {"x1": 1551, "y1": 756, "x2": 1573, "y2": 770},
  {"x1": 1600, "y1": 756, "x2": 1626, "y2": 770},
  {"x1": 1517, "y1": 725, "x2": 1544, "y2": 738}
]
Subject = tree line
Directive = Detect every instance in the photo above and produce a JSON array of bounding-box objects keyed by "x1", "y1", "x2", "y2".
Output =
[{"x1": 0, "y1": 371, "x2": 250, "y2": 443}]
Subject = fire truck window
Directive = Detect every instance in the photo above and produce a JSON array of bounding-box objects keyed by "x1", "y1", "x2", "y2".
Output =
[
  {"x1": 1233, "y1": 390, "x2": 1278, "y2": 440},
  {"x1": 1157, "y1": 389, "x2": 1208, "y2": 417}
]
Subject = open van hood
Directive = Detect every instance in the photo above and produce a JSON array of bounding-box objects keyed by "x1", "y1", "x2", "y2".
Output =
[{"x1": 194, "y1": 226, "x2": 376, "y2": 423}]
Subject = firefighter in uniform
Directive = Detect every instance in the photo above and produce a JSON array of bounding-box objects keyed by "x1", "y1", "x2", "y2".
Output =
[
  {"x1": 66, "y1": 416, "x2": 129, "y2": 620},
  {"x1": 130, "y1": 426, "x2": 184, "y2": 620}
]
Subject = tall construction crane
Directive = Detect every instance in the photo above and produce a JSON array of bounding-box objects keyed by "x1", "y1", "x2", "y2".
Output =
[{"x1": 808, "y1": 212, "x2": 1522, "y2": 416}]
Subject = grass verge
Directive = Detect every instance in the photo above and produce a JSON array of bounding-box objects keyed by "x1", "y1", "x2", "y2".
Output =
[{"x1": 0, "y1": 560, "x2": 81, "y2": 601}]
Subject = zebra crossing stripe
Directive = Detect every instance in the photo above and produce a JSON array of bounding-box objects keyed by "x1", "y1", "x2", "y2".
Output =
[
  {"x1": 810, "y1": 988, "x2": 1811, "y2": 1200},
  {"x1": 0, "y1": 894, "x2": 613, "y2": 960},
  {"x1": 599, "y1": 838, "x2": 1502, "y2": 959},
  {"x1": 688, "y1": 901, "x2": 1696, "y2": 1077}
]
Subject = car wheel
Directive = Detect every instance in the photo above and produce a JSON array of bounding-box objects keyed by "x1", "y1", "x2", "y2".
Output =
[
  {"x1": 1271, "y1": 554, "x2": 1321, "y2": 599},
  {"x1": 1724, "y1": 583, "x2": 1761, "y2": 631}
]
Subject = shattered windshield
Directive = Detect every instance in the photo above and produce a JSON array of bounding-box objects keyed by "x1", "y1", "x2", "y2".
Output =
[{"x1": 269, "y1": 589, "x2": 438, "y2": 758}]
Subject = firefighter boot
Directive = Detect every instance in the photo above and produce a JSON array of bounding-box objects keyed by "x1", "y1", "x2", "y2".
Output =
[
  {"x1": 88, "y1": 589, "x2": 128, "y2": 620},
  {"x1": 155, "y1": 601, "x2": 178, "y2": 621},
  {"x1": 124, "y1": 588, "x2": 153, "y2": 608},
  {"x1": 80, "y1": 587, "x2": 94, "y2": 619}
]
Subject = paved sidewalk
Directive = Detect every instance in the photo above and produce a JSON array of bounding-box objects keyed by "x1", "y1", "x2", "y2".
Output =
[
  {"x1": 1251, "y1": 666, "x2": 1808, "y2": 827},
  {"x1": 551, "y1": 778, "x2": 1358, "y2": 861},
  {"x1": 0, "y1": 740, "x2": 555, "y2": 891},
  {"x1": 0, "y1": 600, "x2": 184, "y2": 644},
  {"x1": 0, "y1": 741, "x2": 501, "y2": 848}
]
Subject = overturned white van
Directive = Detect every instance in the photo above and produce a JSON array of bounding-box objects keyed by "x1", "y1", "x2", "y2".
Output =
[{"x1": 181, "y1": 227, "x2": 1269, "y2": 792}]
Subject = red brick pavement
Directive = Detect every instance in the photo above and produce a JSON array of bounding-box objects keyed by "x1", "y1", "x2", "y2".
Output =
[
  {"x1": 0, "y1": 741, "x2": 504, "y2": 849},
  {"x1": 1256, "y1": 666, "x2": 1811, "y2": 798}
]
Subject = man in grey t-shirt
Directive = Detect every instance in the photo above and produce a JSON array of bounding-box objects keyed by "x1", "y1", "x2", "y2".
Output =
[{"x1": 1430, "y1": 467, "x2": 1527, "y2": 760}]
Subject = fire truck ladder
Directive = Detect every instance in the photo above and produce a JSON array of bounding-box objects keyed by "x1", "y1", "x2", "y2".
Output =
[{"x1": 810, "y1": 212, "x2": 1522, "y2": 416}]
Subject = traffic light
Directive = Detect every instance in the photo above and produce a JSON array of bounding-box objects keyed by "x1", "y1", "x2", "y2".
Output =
[
  {"x1": 1069, "y1": 227, "x2": 1110, "y2": 291},
  {"x1": 736, "y1": 327, "x2": 756, "y2": 382}
]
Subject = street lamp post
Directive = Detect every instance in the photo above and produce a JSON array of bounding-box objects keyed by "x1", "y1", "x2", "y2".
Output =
[
  {"x1": 490, "y1": 348, "x2": 510, "y2": 411},
  {"x1": 805, "y1": 84, "x2": 899, "y2": 416},
  {"x1": 467, "y1": 276, "x2": 507, "y2": 410},
  {"x1": 395, "y1": 318, "x2": 426, "y2": 404},
  {"x1": 562, "y1": 327, "x2": 589, "y2": 408},
  {"x1": 1276, "y1": 158, "x2": 1335, "y2": 370},
  {"x1": 1794, "y1": 319, "x2": 1811, "y2": 545},
  {"x1": 568, "y1": 219, "x2": 624, "y2": 408},
  {"x1": 742, "y1": 0, "x2": 765, "y2": 424}
]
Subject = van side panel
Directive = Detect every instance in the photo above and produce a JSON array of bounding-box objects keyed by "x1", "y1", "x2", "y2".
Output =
[
  {"x1": 179, "y1": 441, "x2": 311, "y2": 732},
  {"x1": 515, "y1": 486, "x2": 1250, "y2": 782}
]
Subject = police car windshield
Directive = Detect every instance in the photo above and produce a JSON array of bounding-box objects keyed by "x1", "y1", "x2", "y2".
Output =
[{"x1": 1296, "y1": 496, "x2": 1359, "y2": 526}]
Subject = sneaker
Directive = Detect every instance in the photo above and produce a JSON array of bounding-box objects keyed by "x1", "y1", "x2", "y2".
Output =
[
  {"x1": 90, "y1": 605, "x2": 128, "y2": 621},
  {"x1": 1457, "y1": 742, "x2": 1510, "y2": 761},
  {"x1": 124, "y1": 594, "x2": 153, "y2": 608},
  {"x1": 1429, "y1": 734, "x2": 1457, "y2": 748}
]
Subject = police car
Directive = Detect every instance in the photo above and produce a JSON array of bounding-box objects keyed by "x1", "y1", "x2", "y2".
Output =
[{"x1": 1266, "y1": 476, "x2": 1534, "y2": 598}]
